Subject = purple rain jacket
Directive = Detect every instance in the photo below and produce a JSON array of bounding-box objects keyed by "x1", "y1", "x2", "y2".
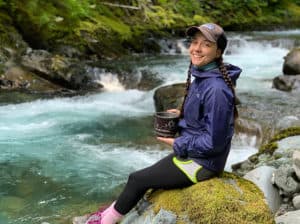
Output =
[{"x1": 173, "y1": 63, "x2": 242, "y2": 173}]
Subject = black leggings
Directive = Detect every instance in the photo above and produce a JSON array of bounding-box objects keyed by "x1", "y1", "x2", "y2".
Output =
[{"x1": 114, "y1": 153, "x2": 217, "y2": 215}]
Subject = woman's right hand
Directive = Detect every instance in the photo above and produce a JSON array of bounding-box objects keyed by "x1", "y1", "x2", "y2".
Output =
[
  {"x1": 156, "y1": 136, "x2": 174, "y2": 147},
  {"x1": 167, "y1": 109, "x2": 180, "y2": 116}
]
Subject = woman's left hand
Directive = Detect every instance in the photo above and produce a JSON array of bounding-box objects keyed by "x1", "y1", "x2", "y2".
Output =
[{"x1": 156, "y1": 137, "x2": 174, "y2": 146}]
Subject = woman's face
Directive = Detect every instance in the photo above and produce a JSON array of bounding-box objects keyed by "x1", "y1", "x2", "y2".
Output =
[{"x1": 189, "y1": 32, "x2": 221, "y2": 67}]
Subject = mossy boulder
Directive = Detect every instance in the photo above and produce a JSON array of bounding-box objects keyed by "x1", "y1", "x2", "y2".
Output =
[
  {"x1": 125, "y1": 173, "x2": 274, "y2": 224},
  {"x1": 259, "y1": 127, "x2": 300, "y2": 155},
  {"x1": 73, "y1": 173, "x2": 274, "y2": 224},
  {"x1": 232, "y1": 127, "x2": 300, "y2": 176}
]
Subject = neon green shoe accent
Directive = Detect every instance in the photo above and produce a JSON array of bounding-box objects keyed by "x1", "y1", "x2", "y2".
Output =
[{"x1": 173, "y1": 157, "x2": 202, "y2": 183}]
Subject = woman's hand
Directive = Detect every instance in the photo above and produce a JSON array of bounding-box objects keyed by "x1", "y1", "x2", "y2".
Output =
[
  {"x1": 166, "y1": 109, "x2": 180, "y2": 116},
  {"x1": 156, "y1": 137, "x2": 175, "y2": 146}
]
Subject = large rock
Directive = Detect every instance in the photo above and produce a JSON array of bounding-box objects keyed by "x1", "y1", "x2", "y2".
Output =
[
  {"x1": 121, "y1": 208, "x2": 177, "y2": 224},
  {"x1": 292, "y1": 195, "x2": 300, "y2": 209},
  {"x1": 144, "y1": 173, "x2": 274, "y2": 224},
  {"x1": 21, "y1": 49, "x2": 102, "y2": 90},
  {"x1": 293, "y1": 150, "x2": 300, "y2": 180},
  {"x1": 275, "y1": 210, "x2": 300, "y2": 224},
  {"x1": 272, "y1": 75, "x2": 300, "y2": 92},
  {"x1": 283, "y1": 48, "x2": 300, "y2": 75},
  {"x1": 274, "y1": 136, "x2": 300, "y2": 158},
  {"x1": 272, "y1": 165, "x2": 300, "y2": 197},
  {"x1": 1, "y1": 66, "x2": 65, "y2": 92},
  {"x1": 153, "y1": 83, "x2": 185, "y2": 112},
  {"x1": 244, "y1": 166, "x2": 281, "y2": 213},
  {"x1": 73, "y1": 173, "x2": 274, "y2": 224},
  {"x1": 232, "y1": 129, "x2": 300, "y2": 176}
]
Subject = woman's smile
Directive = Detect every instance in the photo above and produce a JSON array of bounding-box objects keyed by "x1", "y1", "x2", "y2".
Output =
[{"x1": 189, "y1": 33, "x2": 221, "y2": 67}]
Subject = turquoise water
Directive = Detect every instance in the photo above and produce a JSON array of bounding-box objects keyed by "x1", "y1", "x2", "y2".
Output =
[{"x1": 1, "y1": 31, "x2": 300, "y2": 224}]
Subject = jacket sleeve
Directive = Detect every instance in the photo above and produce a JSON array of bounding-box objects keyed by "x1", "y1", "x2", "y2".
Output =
[{"x1": 173, "y1": 86, "x2": 233, "y2": 158}]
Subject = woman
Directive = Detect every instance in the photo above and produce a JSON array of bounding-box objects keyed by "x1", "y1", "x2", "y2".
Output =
[{"x1": 85, "y1": 23, "x2": 242, "y2": 224}]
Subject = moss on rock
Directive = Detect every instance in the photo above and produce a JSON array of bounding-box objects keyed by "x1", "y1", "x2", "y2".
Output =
[
  {"x1": 1, "y1": 0, "x2": 300, "y2": 58},
  {"x1": 259, "y1": 126, "x2": 300, "y2": 155},
  {"x1": 148, "y1": 172, "x2": 274, "y2": 224}
]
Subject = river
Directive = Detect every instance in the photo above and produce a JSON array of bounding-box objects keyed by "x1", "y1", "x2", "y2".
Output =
[{"x1": 0, "y1": 30, "x2": 300, "y2": 224}]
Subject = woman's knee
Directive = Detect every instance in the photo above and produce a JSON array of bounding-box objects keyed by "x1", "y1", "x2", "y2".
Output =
[
  {"x1": 128, "y1": 170, "x2": 145, "y2": 184},
  {"x1": 127, "y1": 169, "x2": 151, "y2": 188}
]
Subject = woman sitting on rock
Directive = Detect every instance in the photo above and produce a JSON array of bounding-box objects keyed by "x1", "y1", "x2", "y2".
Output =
[{"x1": 85, "y1": 23, "x2": 242, "y2": 224}]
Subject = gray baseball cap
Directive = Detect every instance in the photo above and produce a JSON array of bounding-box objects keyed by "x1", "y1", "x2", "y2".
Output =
[{"x1": 186, "y1": 23, "x2": 227, "y2": 52}]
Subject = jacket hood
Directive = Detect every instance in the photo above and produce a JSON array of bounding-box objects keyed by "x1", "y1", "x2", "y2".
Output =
[{"x1": 191, "y1": 63, "x2": 242, "y2": 85}]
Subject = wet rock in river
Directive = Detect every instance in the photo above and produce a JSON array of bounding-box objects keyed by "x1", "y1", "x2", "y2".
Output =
[
  {"x1": 283, "y1": 48, "x2": 300, "y2": 75},
  {"x1": 272, "y1": 75, "x2": 300, "y2": 92}
]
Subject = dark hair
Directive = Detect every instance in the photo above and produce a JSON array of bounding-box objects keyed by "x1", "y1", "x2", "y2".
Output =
[
  {"x1": 217, "y1": 34, "x2": 228, "y2": 54},
  {"x1": 216, "y1": 33, "x2": 238, "y2": 120},
  {"x1": 179, "y1": 62, "x2": 192, "y2": 118},
  {"x1": 217, "y1": 57, "x2": 239, "y2": 120}
]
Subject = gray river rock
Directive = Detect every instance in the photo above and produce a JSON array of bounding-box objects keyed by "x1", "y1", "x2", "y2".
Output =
[
  {"x1": 293, "y1": 150, "x2": 300, "y2": 180},
  {"x1": 275, "y1": 210, "x2": 300, "y2": 224},
  {"x1": 283, "y1": 48, "x2": 300, "y2": 75},
  {"x1": 244, "y1": 166, "x2": 281, "y2": 213}
]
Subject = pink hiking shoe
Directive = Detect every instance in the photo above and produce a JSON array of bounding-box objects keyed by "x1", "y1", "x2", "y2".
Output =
[{"x1": 85, "y1": 205, "x2": 108, "y2": 224}]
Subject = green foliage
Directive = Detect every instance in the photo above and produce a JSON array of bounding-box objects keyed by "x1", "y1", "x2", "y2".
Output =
[
  {"x1": 0, "y1": 9, "x2": 28, "y2": 51},
  {"x1": 145, "y1": 5, "x2": 183, "y2": 28},
  {"x1": 157, "y1": 0, "x2": 203, "y2": 17},
  {"x1": 0, "y1": 0, "x2": 5, "y2": 7},
  {"x1": 7, "y1": 0, "x2": 93, "y2": 44},
  {"x1": 196, "y1": 0, "x2": 300, "y2": 29},
  {"x1": 2, "y1": 0, "x2": 300, "y2": 56}
]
